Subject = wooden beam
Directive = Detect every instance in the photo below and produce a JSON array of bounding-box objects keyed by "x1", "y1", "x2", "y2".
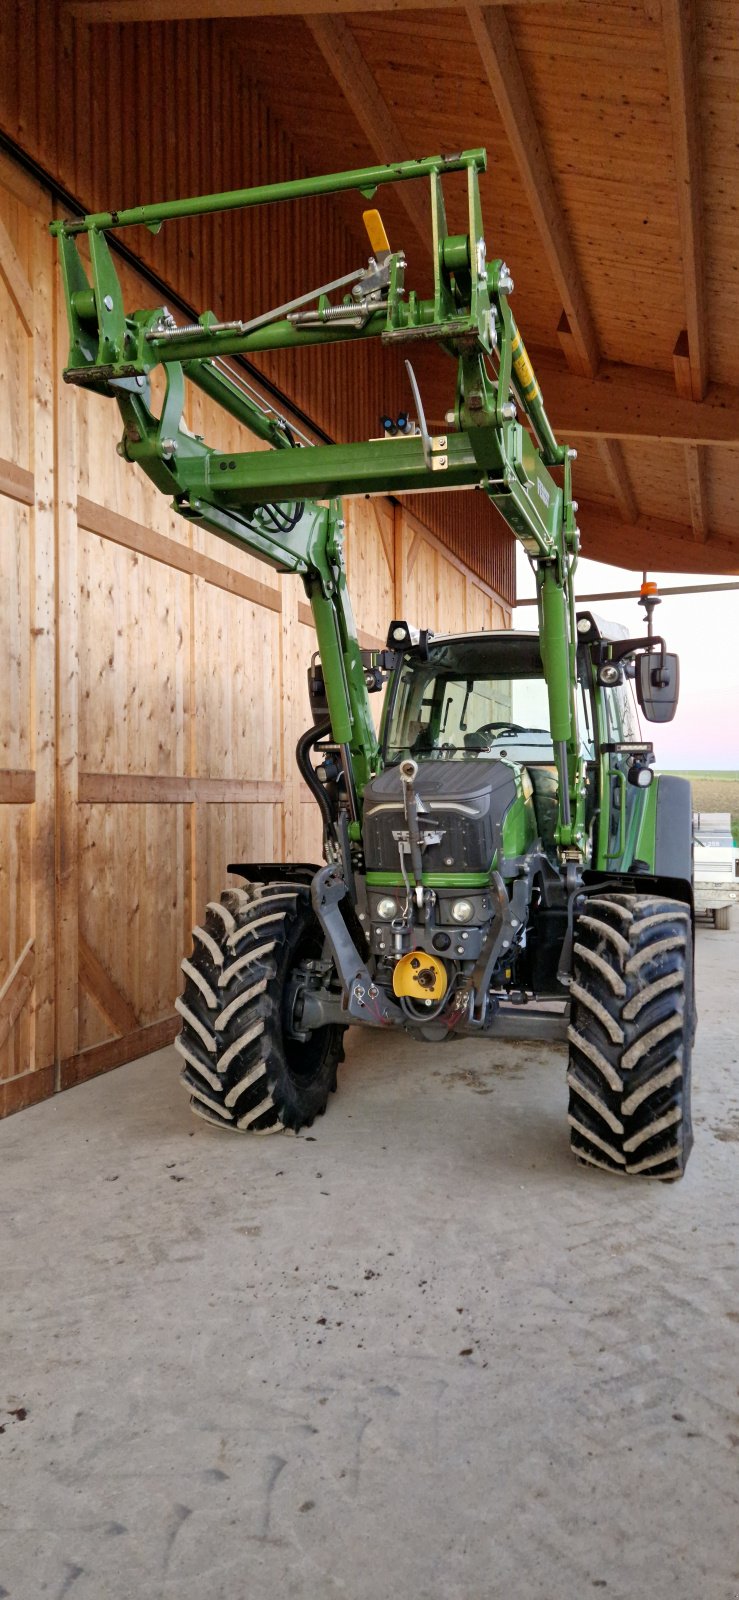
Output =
[
  {"x1": 663, "y1": 0, "x2": 707, "y2": 400},
  {"x1": 0, "y1": 1065, "x2": 56, "y2": 1121},
  {"x1": 0, "y1": 213, "x2": 33, "y2": 336},
  {"x1": 673, "y1": 336, "x2": 709, "y2": 544},
  {"x1": 368, "y1": 500, "x2": 395, "y2": 579},
  {"x1": 0, "y1": 457, "x2": 34, "y2": 506},
  {"x1": 672, "y1": 329, "x2": 693, "y2": 402},
  {"x1": 0, "y1": 940, "x2": 35, "y2": 1052},
  {"x1": 578, "y1": 498, "x2": 738, "y2": 576},
  {"x1": 685, "y1": 444, "x2": 708, "y2": 543},
  {"x1": 465, "y1": 4, "x2": 599, "y2": 379},
  {"x1": 78, "y1": 773, "x2": 286, "y2": 803},
  {"x1": 426, "y1": 350, "x2": 739, "y2": 446},
  {"x1": 296, "y1": 601, "x2": 382, "y2": 649},
  {"x1": 399, "y1": 501, "x2": 510, "y2": 611},
  {"x1": 405, "y1": 527, "x2": 423, "y2": 579},
  {"x1": 393, "y1": 502, "x2": 404, "y2": 618},
  {"x1": 60, "y1": 1015, "x2": 179, "y2": 1091},
  {"x1": 305, "y1": 15, "x2": 429, "y2": 257},
  {"x1": 596, "y1": 440, "x2": 639, "y2": 526},
  {"x1": 67, "y1": 0, "x2": 575, "y2": 18},
  {"x1": 0, "y1": 771, "x2": 35, "y2": 804},
  {"x1": 78, "y1": 934, "x2": 140, "y2": 1036},
  {"x1": 77, "y1": 497, "x2": 282, "y2": 612}
]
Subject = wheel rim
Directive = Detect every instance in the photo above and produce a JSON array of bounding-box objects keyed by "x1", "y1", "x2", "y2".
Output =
[{"x1": 281, "y1": 917, "x2": 337, "y2": 1079}]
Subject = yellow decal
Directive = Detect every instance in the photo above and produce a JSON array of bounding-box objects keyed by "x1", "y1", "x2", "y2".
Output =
[{"x1": 511, "y1": 326, "x2": 540, "y2": 399}]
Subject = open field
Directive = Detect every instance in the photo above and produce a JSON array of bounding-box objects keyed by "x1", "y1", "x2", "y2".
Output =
[{"x1": 666, "y1": 772, "x2": 739, "y2": 844}]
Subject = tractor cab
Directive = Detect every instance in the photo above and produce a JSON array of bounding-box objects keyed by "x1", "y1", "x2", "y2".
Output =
[
  {"x1": 380, "y1": 627, "x2": 596, "y2": 765},
  {"x1": 375, "y1": 628, "x2": 596, "y2": 866}
]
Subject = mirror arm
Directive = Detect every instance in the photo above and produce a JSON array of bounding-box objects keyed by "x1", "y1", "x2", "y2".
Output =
[{"x1": 608, "y1": 635, "x2": 666, "y2": 667}]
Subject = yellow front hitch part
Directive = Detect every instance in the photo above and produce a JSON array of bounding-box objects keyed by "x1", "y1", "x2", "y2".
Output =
[{"x1": 392, "y1": 950, "x2": 448, "y2": 1002}]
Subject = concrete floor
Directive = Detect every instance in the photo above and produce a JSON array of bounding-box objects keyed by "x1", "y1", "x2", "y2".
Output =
[{"x1": 1, "y1": 929, "x2": 738, "y2": 1600}]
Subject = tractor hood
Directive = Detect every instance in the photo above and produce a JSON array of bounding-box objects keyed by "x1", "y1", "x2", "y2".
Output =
[{"x1": 362, "y1": 758, "x2": 521, "y2": 878}]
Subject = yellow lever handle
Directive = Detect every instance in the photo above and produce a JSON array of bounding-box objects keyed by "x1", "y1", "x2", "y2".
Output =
[{"x1": 362, "y1": 209, "x2": 390, "y2": 256}]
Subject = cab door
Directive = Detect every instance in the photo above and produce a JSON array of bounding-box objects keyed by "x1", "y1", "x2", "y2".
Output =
[{"x1": 595, "y1": 676, "x2": 650, "y2": 872}]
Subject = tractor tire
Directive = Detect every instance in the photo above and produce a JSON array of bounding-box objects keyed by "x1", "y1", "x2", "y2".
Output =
[
  {"x1": 567, "y1": 892, "x2": 694, "y2": 1180},
  {"x1": 174, "y1": 879, "x2": 345, "y2": 1134}
]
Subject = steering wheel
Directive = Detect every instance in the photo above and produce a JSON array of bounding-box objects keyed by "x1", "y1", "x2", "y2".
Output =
[{"x1": 475, "y1": 721, "x2": 527, "y2": 738}]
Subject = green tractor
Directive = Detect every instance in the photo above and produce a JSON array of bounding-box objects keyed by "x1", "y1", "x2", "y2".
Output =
[{"x1": 53, "y1": 150, "x2": 694, "y2": 1178}]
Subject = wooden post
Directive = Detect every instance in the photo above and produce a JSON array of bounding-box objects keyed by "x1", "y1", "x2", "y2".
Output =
[
  {"x1": 30, "y1": 206, "x2": 56, "y2": 1071},
  {"x1": 54, "y1": 218, "x2": 80, "y2": 1073}
]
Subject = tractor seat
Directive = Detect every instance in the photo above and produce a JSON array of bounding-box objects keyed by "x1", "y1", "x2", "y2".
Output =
[
  {"x1": 524, "y1": 763, "x2": 559, "y2": 853},
  {"x1": 463, "y1": 730, "x2": 491, "y2": 753}
]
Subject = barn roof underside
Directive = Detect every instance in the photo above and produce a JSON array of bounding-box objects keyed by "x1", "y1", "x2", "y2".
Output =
[{"x1": 3, "y1": 0, "x2": 738, "y2": 584}]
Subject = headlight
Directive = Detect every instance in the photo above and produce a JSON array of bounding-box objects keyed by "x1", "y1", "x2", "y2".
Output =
[
  {"x1": 451, "y1": 899, "x2": 475, "y2": 924},
  {"x1": 376, "y1": 896, "x2": 399, "y2": 920},
  {"x1": 627, "y1": 764, "x2": 653, "y2": 788}
]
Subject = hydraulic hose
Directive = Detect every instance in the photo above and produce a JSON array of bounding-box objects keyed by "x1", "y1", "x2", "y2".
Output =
[{"x1": 295, "y1": 720, "x2": 334, "y2": 834}]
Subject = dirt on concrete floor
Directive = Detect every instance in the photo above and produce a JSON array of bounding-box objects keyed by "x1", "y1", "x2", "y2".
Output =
[{"x1": 0, "y1": 925, "x2": 738, "y2": 1600}]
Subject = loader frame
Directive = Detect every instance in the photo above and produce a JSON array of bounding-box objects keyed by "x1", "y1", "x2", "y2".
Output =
[{"x1": 52, "y1": 149, "x2": 587, "y2": 856}]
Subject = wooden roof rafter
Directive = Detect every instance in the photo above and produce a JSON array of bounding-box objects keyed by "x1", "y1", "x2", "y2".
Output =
[
  {"x1": 465, "y1": 3, "x2": 599, "y2": 380},
  {"x1": 305, "y1": 13, "x2": 430, "y2": 257},
  {"x1": 65, "y1": 0, "x2": 579, "y2": 17},
  {"x1": 663, "y1": 0, "x2": 707, "y2": 403},
  {"x1": 663, "y1": 0, "x2": 710, "y2": 547},
  {"x1": 427, "y1": 350, "x2": 739, "y2": 447},
  {"x1": 52, "y1": 0, "x2": 739, "y2": 574}
]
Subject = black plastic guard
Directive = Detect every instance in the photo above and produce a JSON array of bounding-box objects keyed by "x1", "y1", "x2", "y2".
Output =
[{"x1": 227, "y1": 862, "x2": 320, "y2": 886}]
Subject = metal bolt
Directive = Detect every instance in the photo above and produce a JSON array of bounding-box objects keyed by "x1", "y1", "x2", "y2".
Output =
[
  {"x1": 103, "y1": 294, "x2": 114, "y2": 312},
  {"x1": 161, "y1": 438, "x2": 178, "y2": 455},
  {"x1": 358, "y1": 912, "x2": 366, "y2": 921},
  {"x1": 501, "y1": 402, "x2": 517, "y2": 420},
  {"x1": 568, "y1": 447, "x2": 578, "y2": 460},
  {"x1": 445, "y1": 411, "x2": 456, "y2": 426}
]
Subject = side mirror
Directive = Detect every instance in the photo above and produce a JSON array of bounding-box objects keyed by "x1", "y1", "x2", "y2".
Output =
[{"x1": 636, "y1": 651, "x2": 680, "y2": 722}]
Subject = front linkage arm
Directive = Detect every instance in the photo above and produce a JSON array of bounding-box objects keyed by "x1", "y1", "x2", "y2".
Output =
[{"x1": 51, "y1": 148, "x2": 586, "y2": 858}]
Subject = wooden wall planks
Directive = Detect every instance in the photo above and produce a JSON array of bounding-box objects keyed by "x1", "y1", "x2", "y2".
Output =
[
  {"x1": 0, "y1": 147, "x2": 510, "y2": 1116},
  {"x1": 0, "y1": 0, "x2": 514, "y2": 603}
]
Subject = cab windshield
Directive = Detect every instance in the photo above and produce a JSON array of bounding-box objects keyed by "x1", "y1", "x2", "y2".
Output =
[{"x1": 382, "y1": 634, "x2": 593, "y2": 764}]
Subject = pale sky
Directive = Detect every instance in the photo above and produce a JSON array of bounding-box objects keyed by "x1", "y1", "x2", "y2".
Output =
[{"x1": 512, "y1": 546, "x2": 739, "y2": 772}]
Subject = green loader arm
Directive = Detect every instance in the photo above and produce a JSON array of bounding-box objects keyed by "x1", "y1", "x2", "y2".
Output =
[{"x1": 51, "y1": 149, "x2": 586, "y2": 857}]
